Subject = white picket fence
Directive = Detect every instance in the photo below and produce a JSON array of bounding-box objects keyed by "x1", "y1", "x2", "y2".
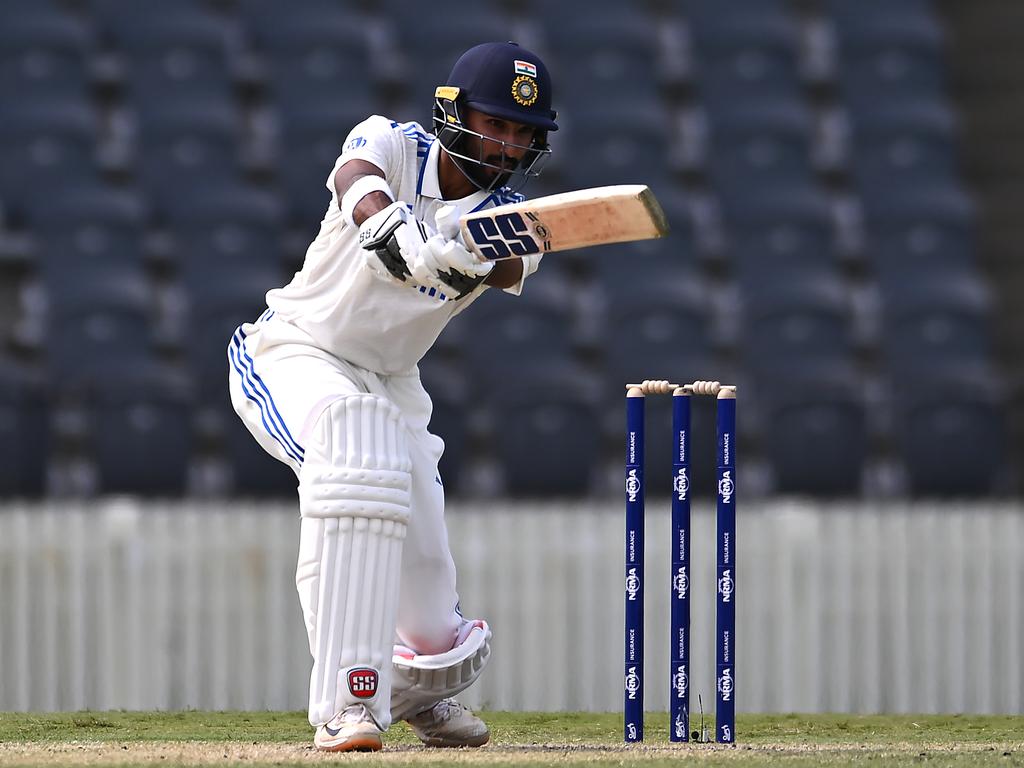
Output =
[{"x1": 0, "y1": 499, "x2": 1022, "y2": 714}]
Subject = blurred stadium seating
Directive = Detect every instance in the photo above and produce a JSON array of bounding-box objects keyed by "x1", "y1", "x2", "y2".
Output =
[{"x1": 0, "y1": 0, "x2": 1012, "y2": 498}]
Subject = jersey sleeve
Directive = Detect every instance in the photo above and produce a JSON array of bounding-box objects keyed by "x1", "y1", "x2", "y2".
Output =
[
  {"x1": 326, "y1": 115, "x2": 404, "y2": 199},
  {"x1": 501, "y1": 254, "x2": 542, "y2": 296}
]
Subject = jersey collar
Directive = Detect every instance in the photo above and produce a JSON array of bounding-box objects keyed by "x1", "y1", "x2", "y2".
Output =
[
  {"x1": 417, "y1": 139, "x2": 443, "y2": 199},
  {"x1": 419, "y1": 139, "x2": 491, "y2": 208}
]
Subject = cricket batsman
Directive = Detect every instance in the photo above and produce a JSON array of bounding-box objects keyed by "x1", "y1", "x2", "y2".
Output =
[{"x1": 226, "y1": 42, "x2": 558, "y2": 751}]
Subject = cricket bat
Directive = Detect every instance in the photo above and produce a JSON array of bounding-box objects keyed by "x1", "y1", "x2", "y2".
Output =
[{"x1": 458, "y1": 184, "x2": 669, "y2": 260}]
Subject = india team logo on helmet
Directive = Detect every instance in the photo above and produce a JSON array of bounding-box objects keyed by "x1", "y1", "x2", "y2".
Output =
[
  {"x1": 514, "y1": 59, "x2": 537, "y2": 77},
  {"x1": 512, "y1": 75, "x2": 538, "y2": 106}
]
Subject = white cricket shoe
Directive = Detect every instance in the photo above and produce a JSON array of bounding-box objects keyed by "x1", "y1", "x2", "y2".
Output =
[
  {"x1": 313, "y1": 704, "x2": 383, "y2": 752},
  {"x1": 406, "y1": 698, "x2": 490, "y2": 748}
]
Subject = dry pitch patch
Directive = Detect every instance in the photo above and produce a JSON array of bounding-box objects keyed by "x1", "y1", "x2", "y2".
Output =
[
  {"x1": 2, "y1": 740, "x2": 1023, "y2": 767},
  {"x1": 0, "y1": 713, "x2": 1021, "y2": 767}
]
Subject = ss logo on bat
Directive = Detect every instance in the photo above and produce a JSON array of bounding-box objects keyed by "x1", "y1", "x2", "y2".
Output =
[{"x1": 465, "y1": 213, "x2": 541, "y2": 259}]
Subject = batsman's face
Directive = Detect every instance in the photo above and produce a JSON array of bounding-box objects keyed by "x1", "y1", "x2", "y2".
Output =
[{"x1": 464, "y1": 109, "x2": 537, "y2": 180}]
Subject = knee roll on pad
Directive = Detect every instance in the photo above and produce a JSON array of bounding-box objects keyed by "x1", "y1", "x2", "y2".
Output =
[
  {"x1": 297, "y1": 396, "x2": 413, "y2": 728},
  {"x1": 300, "y1": 395, "x2": 413, "y2": 521},
  {"x1": 390, "y1": 619, "x2": 492, "y2": 721}
]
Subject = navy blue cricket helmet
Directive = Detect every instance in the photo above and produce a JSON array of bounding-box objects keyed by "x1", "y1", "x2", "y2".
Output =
[{"x1": 433, "y1": 41, "x2": 558, "y2": 192}]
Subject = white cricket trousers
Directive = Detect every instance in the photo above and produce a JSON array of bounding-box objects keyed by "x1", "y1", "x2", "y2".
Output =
[{"x1": 226, "y1": 311, "x2": 464, "y2": 656}]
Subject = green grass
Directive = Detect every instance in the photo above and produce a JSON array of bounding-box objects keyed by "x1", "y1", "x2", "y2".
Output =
[{"x1": 0, "y1": 712, "x2": 1021, "y2": 767}]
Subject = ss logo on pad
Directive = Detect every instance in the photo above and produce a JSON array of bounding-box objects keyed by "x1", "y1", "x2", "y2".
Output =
[{"x1": 347, "y1": 668, "x2": 379, "y2": 698}]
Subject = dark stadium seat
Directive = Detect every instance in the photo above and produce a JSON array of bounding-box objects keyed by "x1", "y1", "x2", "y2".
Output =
[
  {"x1": 238, "y1": 0, "x2": 366, "y2": 42},
  {"x1": 162, "y1": 183, "x2": 288, "y2": 285},
  {"x1": 600, "y1": 272, "x2": 716, "y2": 495},
  {"x1": 81, "y1": 363, "x2": 194, "y2": 495},
  {"x1": 687, "y1": 4, "x2": 803, "y2": 108},
  {"x1": 893, "y1": 366, "x2": 1007, "y2": 496},
  {"x1": 861, "y1": 185, "x2": 976, "y2": 282},
  {"x1": 27, "y1": 184, "x2": 148, "y2": 276},
  {"x1": 487, "y1": 366, "x2": 602, "y2": 497},
  {"x1": 543, "y1": 12, "x2": 663, "y2": 110},
  {"x1": 188, "y1": 270, "x2": 278, "y2": 393},
  {"x1": 706, "y1": 100, "x2": 815, "y2": 194},
  {"x1": 84, "y1": 0, "x2": 210, "y2": 18},
  {"x1": 849, "y1": 101, "x2": 959, "y2": 193},
  {"x1": 534, "y1": 0, "x2": 654, "y2": 28},
  {"x1": 589, "y1": 232, "x2": 698, "y2": 288},
  {"x1": 134, "y1": 101, "x2": 242, "y2": 207},
  {"x1": 0, "y1": 360, "x2": 50, "y2": 496},
  {"x1": 418, "y1": 357, "x2": 469, "y2": 495},
  {"x1": 456, "y1": 283, "x2": 576, "y2": 393},
  {"x1": 826, "y1": 0, "x2": 936, "y2": 18},
  {"x1": 204, "y1": 387, "x2": 297, "y2": 497},
  {"x1": 756, "y1": 364, "x2": 867, "y2": 495},
  {"x1": 403, "y1": 10, "x2": 512, "y2": 86},
  {"x1": 99, "y1": 3, "x2": 235, "y2": 105},
  {"x1": 682, "y1": 0, "x2": 792, "y2": 19},
  {"x1": 0, "y1": 8, "x2": 95, "y2": 101},
  {"x1": 602, "y1": 272, "x2": 713, "y2": 369},
  {"x1": 45, "y1": 269, "x2": 158, "y2": 382},
  {"x1": 722, "y1": 184, "x2": 836, "y2": 288},
  {"x1": 830, "y1": 4, "x2": 946, "y2": 109},
  {"x1": 880, "y1": 272, "x2": 994, "y2": 371},
  {"x1": 559, "y1": 104, "x2": 673, "y2": 189},
  {"x1": 0, "y1": 99, "x2": 98, "y2": 214},
  {"x1": 741, "y1": 271, "x2": 855, "y2": 373},
  {"x1": 239, "y1": 1, "x2": 375, "y2": 110},
  {"x1": 277, "y1": 102, "x2": 375, "y2": 230}
]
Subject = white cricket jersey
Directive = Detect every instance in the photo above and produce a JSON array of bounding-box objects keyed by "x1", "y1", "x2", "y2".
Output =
[{"x1": 265, "y1": 115, "x2": 540, "y2": 375}]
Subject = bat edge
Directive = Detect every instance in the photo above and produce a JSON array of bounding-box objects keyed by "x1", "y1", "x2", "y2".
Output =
[{"x1": 637, "y1": 186, "x2": 671, "y2": 239}]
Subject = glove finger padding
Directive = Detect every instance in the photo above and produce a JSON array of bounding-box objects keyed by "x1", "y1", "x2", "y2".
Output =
[
  {"x1": 408, "y1": 234, "x2": 453, "y2": 293},
  {"x1": 421, "y1": 235, "x2": 493, "y2": 299},
  {"x1": 433, "y1": 204, "x2": 461, "y2": 241},
  {"x1": 428, "y1": 237, "x2": 493, "y2": 278},
  {"x1": 358, "y1": 201, "x2": 435, "y2": 284},
  {"x1": 358, "y1": 201, "x2": 491, "y2": 298}
]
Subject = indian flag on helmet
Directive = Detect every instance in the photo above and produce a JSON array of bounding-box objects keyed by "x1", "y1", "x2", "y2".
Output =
[{"x1": 514, "y1": 60, "x2": 537, "y2": 77}]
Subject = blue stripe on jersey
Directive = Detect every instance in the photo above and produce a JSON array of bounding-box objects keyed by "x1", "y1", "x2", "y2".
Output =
[
  {"x1": 415, "y1": 139, "x2": 436, "y2": 196},
  {"x1": 229, "y1": 329, "x2": 305, "y2": 463},
  {"x1": 417, "y1": 285, "x2": 449, "y2": 301},
  {"x1": 396, "y1": 122, "x2": 432, "y2": 150},
  {"x1": 468, "y1": 187, "x2": 525, "y2": 213}
]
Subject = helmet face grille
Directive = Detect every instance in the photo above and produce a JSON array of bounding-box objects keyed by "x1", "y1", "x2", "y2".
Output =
[{"x1": 431, "y1": 93, "x2": 551, "y2": 194}]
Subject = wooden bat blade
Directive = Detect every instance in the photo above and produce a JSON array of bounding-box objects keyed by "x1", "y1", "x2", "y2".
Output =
[{"x1": 459, "y1": 185, "x2": 670, "y2": 260}]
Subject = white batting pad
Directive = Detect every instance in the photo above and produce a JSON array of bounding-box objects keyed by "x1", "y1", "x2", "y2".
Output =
[
  {"x1": 296, "y1": 396, "x2": 412, "y2": 729},
  {"x1": 390, "y1": 619, "x2": 492, "y2": 721}
]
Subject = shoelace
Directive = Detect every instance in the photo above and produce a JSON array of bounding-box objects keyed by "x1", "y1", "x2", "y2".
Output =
[
  {"x1": 432, "y1": 698, "x2": 464, "y2": 723},
  {"x1": 339, "y1": 705, "x2": 371, "y2": 725}
]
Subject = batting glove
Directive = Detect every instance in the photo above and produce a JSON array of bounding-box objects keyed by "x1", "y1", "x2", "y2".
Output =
[
  {"x1": 413, "y1": 206, "x2": 493, "y2": 298},
  {"x1": 358, "y1": 201, "x2": 437, "y2": 284}
]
